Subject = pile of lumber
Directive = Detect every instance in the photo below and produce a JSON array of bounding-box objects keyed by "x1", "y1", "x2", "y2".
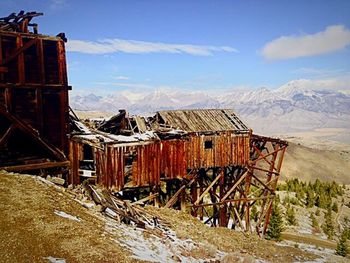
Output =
[{"x1": 85, "y1": 185, "x2": 170, "y2": 236}]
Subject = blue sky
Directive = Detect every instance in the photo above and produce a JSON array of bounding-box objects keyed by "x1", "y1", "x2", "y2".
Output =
[{"x1": 1, "y1": 0, "x2": 350, "y2": 94}]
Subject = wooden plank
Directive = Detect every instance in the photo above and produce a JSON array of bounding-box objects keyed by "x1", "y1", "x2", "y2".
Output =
[
  {"x1": 0, "y1": 160, "x2": 70, "y2": 172},
  {"x1": 189, "y1": 196, "x2": 270, "y2": 208},
  {"x1": 37, "y1": 39, "x2": 45, "y2": 84},
  {"x1": 1, "y1": 37, "x2": 38, "y2": 66},
  {"x1": 164, "y1": 173, "x2": 198, "y2": 208},
  {"x1": 220, "y1": 171, "x2": 248, "y2": 201},
  {"x1": 194, "y1": 173, "x2": 222, "y2": 205},
  {"x1": 0, "y1": 124, "x2": 14, "y2": 146},
  {"x1": 132, "y1": 193, "x2": 159, "y2": 206}
]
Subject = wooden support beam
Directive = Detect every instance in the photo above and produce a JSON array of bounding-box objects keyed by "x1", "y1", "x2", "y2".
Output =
[
  {"x1": 233, "y1": 207, "x2": 245, "y2": 231},
  {"x1": 194, "y1": 173, "x2": 222, "y2": 205},
  {"x1": 0, "y1": 66, "x2": 8, "y2": 73},
  {"x1": 244, "y1": 172, "x2": 252, "y2": 232},
  {"x1": 248, "y1": 165, "x2": 280, "y2": 175},
  {"x1": 219, "y1": 168, "x2": 227, "y2": 227},
  {"x1": 275, "y1": 146, "x2": 287, "y2": 173},
  {"x1": 0, "y1": 124, "x2": 14, "y2": 146},
  {"x1": 0, "y1": 160, "x2": 70, "y2": 172},
  {"x1": 189, "y1": 196, "x2": 270, "y2": 208},
  {"x1": 131, "y1": 193, "x2": 159, "y2": 206},
  {"x1": 251, "y1": 174, "x2": 274, "y2": 193},
  {"x1": 250, "y1": 145, "x2": 285, "y2": 169},
  {"x1": 164, "y1": 173, "x2": 198, "y2": 208},
  {"x1": 0, "y1": 107, "x2": 66, "y2": 161},
  {"x1": 220, "y1": 171, "x2": 247, "y2": 202},
  {"x1": 0, "y1": 37, "x2": 39, "y2": 66}
]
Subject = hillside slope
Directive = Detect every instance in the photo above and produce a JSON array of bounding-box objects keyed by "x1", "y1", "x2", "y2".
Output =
[
  {"x1": 281, "y1": 141, "x2": 350, "y2": 184},
  {"x1": 1, "y1": 171, "x2": 344, "y2": 262},
  {"x1": 0, "y1": 172, "x2": 131, "y2": 263}
]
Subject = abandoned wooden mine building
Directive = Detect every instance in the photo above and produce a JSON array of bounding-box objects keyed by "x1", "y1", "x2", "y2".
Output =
[
  {"x1": 0, "y1": 11, "x2": 288, "y2": 237},
  {"x1": 0, "y1": 11, "x2": 70, "y2": 172},
  {"x1": 70, "y1": 109, "x2": 287, "y2": 236}
]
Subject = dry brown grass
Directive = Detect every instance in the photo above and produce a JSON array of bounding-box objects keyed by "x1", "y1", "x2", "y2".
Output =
[
  {"x1": 0, "y1": 171, "x2": 132, "y2": 263},
  {"x1": 281, "y1": 141, "x2": 350, "y2": 184},
  {"x1": 146, "y1": 206, "x2": 318, "y2": 262}
]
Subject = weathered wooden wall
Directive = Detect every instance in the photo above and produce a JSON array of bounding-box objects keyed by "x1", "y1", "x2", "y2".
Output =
[
  {"x1": 185, "y1": 133, "x2": 249, "y2": 168},
  {"x1": 69, "y1": 132, "x2": 250, "y2": 191},
  {"x1": 68, "y1": 140, "x2": 83, "y2": 185},
  {"x1": 0, "y1": 31, "x2": 70, "y2": 154}
]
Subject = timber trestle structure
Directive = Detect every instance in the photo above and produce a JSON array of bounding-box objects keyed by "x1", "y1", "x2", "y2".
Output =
[
  {"x1": 70, "y1": 110, "x2": 288, "y2": 236},
  {"x1": 162, "y1": 134, "x2": 287, "y2": 237}
]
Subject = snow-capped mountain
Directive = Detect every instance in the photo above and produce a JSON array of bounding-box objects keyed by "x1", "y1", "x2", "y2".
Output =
[
  {"x1": 70, "y1": 82, "x2": 350, "y2": 136},
  {"x1": 70, "y1": 93, "x2": 132, "y2": 112}
]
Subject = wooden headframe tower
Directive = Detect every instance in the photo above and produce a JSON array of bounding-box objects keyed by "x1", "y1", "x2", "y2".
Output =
[{"x1": 0, "y1": 11, "x2": 70, "y2": 173}]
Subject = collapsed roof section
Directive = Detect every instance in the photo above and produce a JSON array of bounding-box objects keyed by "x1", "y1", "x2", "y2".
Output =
[
  {"x1": 69, "y1": 111, "x2": 158, "y2": 148},
  {"x1": 70, "y1": 108, "x2": 250, "y2": 144},
  {"x1": 0, "y1": 11, "x2": 43, "y2": 34}
]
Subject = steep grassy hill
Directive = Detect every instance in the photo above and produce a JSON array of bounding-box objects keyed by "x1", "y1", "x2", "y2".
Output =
[{"x1": 281, "y1": 141, "x2": 350, "y2": 184}]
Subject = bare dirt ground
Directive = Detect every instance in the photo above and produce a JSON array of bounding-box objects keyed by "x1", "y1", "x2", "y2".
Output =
[
  {"x1": 1, "y1": 171, "x2": 349, "y2": 262},
  {"x1": 74, "y1": 110, "x2": 112, "y2": 120},
  {"x1": 0, "y1": 171, "x2": 132, "y2": 263}
]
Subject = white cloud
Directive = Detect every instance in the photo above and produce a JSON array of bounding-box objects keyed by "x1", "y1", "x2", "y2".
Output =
[
  {"x1": 94, "y1": 81, "x2": 154, "y2": 90},
  {"x1": 50, "y1": 0, "x2": 67, "y2": 9},
  {"x1": 66, "y1": 38, "x2": 237, "y2": 56},
  {"x1": 262, "y1": 25, "x2": 350, "y2": 60},
  {"x1": 278, "y1": 75, "x2": 350, "y2": 92},
  {"x1": 292, "y1": 67, "x2": 348, "y2": 78},
  {"x1": 113, "y1": 76, "x2": 130, "y2": 80}
]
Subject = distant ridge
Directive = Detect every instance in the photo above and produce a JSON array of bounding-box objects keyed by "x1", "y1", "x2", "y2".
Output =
[{"x1": 70, "y1": 83, "x2": 350, "y2": 136}]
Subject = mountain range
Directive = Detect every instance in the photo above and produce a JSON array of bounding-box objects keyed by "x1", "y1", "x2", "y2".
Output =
[{"x1": 70, "y1": 81, "x2": 350, "y2": 138}]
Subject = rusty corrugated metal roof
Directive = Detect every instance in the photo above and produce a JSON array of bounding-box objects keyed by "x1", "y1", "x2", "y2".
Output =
[{"x1": 155, "y1": 109, "x2": 249, "y2": 132}]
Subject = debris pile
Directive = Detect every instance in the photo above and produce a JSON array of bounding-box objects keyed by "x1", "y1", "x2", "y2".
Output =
[{"x1": 0, "y1": 11, "x2": 43, "y2": 33}]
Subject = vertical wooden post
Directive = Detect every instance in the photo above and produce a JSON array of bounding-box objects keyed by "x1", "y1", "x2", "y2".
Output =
[
  {"x1": 180, "y1": 189, "x2": 186, "y2": 211},
  {"x1": 244, "y1": 170, "x2": 252, "y2": 232},
  {"x1": 190, "y1": 181, "x2": 197, "y2": 216},
  {"x1": 16, "y1": 36, "x2": 25, "y2": 84},
  {"x1": 37, "y1": 39, "x2": 45, "y2": 84},
  {"x1": 219, "y1": 168, "x2": 227, "y2": 227},
  {"x1": 0, "y1": 35, "x2": 3, "y2": 83},
  {"x1": 199, "y1": 170, "x2": 204, "y2": 220}
]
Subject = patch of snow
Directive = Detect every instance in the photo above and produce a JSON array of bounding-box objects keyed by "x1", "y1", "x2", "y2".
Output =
[
  {"x1": 54, "y1": 210, "x2": 81, "y2": 222},
  {"x1": 44, "y1": 256, "x2": 66, "y2": 263},
  {"x1": 104, "y1": 218, "x2": 226, "y2": 263},
  {"x1": 277, "y1": 240, "x2": 337, "y2": 263},
  {"x1": 166, "y1": 129, "x2": 187, "y2": 135},
  {"x1": 105, "y1": 207, "x2": 118, "y2": 218},
  {"x1": 74, "y1": 199, "x2": 95, "y2": 209},
  {"x1": 73, "y1": 120, "x2": 91, "y2": 134}
]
